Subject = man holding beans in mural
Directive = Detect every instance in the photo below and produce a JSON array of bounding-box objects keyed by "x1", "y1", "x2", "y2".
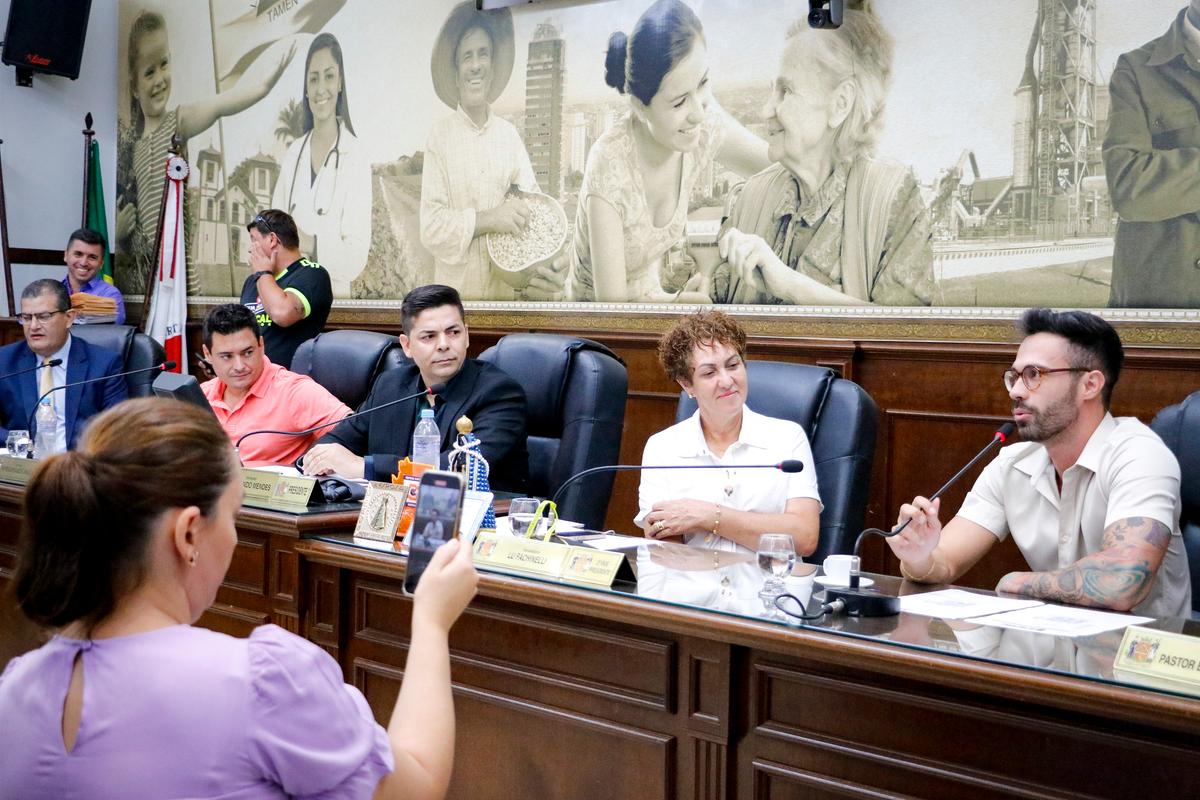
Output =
[{"x1": 419, "y1": 2, "x2": 566, "y2": 301}]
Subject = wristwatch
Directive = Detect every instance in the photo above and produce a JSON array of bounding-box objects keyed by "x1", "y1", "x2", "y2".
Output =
[{"x1": 251, "y1": 271, "x2": 272, "y2": 283}]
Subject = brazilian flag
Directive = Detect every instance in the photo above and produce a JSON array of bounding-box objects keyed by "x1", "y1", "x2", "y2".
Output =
[{"x1": 84, "y1": 139, "x2": 113, "y2": 284}]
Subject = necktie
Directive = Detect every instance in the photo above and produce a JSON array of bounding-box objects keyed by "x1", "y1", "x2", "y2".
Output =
[{"x1": 39, "y1": 359, "x2": 53, "y2": 398}]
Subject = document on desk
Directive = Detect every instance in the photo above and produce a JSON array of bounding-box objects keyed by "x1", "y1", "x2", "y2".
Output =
[
  {"x1": 898, "y1": 589, "x2": 1043, "y2": 620},
  {"x1": 964, "y1": 603, "x2": 1153, "y2": 637},
  {"x1": 577, "y1": 534, "x2": 645, "y2": 551}
]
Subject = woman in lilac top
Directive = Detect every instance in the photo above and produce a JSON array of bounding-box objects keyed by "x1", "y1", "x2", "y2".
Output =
[{"x1": 0, "y1": 397, "x2": 477, "y2": 799}]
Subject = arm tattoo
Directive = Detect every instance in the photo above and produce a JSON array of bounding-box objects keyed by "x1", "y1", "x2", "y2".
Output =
[{"x1": 996, "y1": 518, "x2": 1171, "y2": 611}]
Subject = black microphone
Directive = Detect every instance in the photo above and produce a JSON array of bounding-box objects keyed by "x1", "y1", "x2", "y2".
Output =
[
  {"x1": 824, "y1": 422, "x2": 1018, "y2": 618},
  {"x1": 867, "y1": 422, "x2": 1015, "y2": 545},
  {"x1": 0, "y1": 358, "x2": 62, "y2": 382},
  {"x1": 237, "y1": 382, "x2": 447, "y2": 460},
  {"x1": 550, "y1": 460, "x2": 804, "y2": 508},
  {"x1": 27, "y1": 360, "x2": 176, "y2": 432}
]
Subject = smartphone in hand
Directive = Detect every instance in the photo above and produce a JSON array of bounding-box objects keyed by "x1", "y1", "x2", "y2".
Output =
[{"x1": 403, "y1": 470, "x2": 465, "y2": 596}]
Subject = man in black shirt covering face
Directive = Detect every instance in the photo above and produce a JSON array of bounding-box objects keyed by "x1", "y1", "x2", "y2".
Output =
[{"x1": 240, "y1": 209, "x2": 332, "y2": 368}]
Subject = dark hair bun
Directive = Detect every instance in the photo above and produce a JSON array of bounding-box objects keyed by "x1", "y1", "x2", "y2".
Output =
[{"x1": 604, "y1": 32, "x2": 628, "y2": 93}]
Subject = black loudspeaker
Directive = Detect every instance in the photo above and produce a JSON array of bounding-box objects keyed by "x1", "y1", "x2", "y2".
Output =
[{"x1": 1, "y1": 0, "x2": 93, "y2": 81}]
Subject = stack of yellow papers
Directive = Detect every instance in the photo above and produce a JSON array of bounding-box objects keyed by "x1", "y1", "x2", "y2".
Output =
[{"x1": 70, "y1": 292, "x2": 117, "y2": 316}]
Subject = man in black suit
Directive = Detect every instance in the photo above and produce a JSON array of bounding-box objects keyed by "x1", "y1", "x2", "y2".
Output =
[{"x1": 301, "y1": 284, "x2": 528, "y2": 489}]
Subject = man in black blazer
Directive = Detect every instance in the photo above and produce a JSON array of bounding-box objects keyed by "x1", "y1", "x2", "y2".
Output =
[
  {"x1": 0, "y1": 280, "x2": 128, "y2": 450},
  {"x1": 302, "y1": 284, "x2": 528, "y2": 489}
]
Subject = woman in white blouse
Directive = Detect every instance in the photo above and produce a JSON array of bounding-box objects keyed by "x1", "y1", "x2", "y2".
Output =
[
  {"x1": 638, "y1": 310, "x2": 821, "y2": 558},
  {"x1": 273, "y1": 33, "x2": 371, "y2": 297}
]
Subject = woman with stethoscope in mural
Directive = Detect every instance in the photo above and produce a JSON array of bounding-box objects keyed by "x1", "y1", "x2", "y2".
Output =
[{"x1": 272, "y1": 33, "x2": 371, "y2": 297}]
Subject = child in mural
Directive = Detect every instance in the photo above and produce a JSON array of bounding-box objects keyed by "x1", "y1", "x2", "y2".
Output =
[
  {"x1": 708, "y1": 2, "x2": 934, "y2": 306},
  {"x1": 115, "y1": 10, "x2": 294, "y2": 295},
  {"x1": 272, "y1": 33, "x2": 371, "y2": 298},
  {"x1": 567, "y1": 0, "x2": 769, "y2": 303}
]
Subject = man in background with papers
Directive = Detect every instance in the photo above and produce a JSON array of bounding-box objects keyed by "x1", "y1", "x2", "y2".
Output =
[
  {"x1": 888, "y1": 309, "x2": 1191, "y2": 618},
  {"x1": 61, "y1": 228, "x2": 124, "y2": 324}
]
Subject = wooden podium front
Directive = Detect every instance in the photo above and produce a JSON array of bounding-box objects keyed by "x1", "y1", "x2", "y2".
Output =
[{"x1": 2, "y1": 486, "x2": 1197, "y2": 799}]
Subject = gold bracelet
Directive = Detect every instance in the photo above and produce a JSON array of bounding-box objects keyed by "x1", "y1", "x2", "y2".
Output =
[
  {"x1": 901, "y1": 558, "x2": 937, "y2": 583},
  {"x1": 712, "y1": 504, "x2": 722, "y2": 539}
]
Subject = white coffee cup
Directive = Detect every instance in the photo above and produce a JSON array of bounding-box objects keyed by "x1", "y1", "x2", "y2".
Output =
[
  {"x1": 822, "y1": 554, "x2": 859, "y2": 585},
  {"x1": 784, "y1": 563, "x2": 818, "y2": 606}
]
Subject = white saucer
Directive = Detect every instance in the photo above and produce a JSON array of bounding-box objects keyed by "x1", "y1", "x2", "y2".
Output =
[{"x1": 814, "y1": 575, "x2": 874, "y2": 589}]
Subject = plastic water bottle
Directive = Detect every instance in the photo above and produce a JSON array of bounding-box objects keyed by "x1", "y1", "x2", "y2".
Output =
[
  {"x1": 34, "y1": 397, "x2": 58, "y2": 459},
  {"x1": 412, "y1": 408, "x2": 440, "y2": 468}
]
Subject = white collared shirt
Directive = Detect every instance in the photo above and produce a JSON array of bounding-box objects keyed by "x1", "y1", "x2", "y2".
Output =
[
  {"x1": 38, "y1": 335, "x2": 71, "y2": 454},
  {"x1": 270, "y1": 121, "x2": 371, "y2": 297},
  {"x1": 636, "y1": 406, "x2": 822, "y2": 556},
  {"x1": 419, "y1": 105, "x2": 538, "y2": 300},
  {"x1": 957, "y1": 413, "x2": 1191, "y2": 618}
]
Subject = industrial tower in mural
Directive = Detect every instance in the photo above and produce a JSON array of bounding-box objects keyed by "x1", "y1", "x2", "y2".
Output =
[{"x1": 1016, "y1": 0, "x2": 1106, "y2": 236}]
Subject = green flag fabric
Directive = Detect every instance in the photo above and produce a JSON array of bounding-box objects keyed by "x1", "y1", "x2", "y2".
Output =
[{"x1": 85, "y1": 139, "x2": 114, "y2": 284}]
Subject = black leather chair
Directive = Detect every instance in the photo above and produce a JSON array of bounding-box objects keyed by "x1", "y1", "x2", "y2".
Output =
[
  {"x1": 70, "y1": 324, "x2": 167, "y2": 398},
  {"x1": 478, "y1": 334, "x2": 627, "y2": 530},
  {"x1": 291, "y1": 330, "x2": 409, "y2": 409},
  {"x1": 1150, "y1": 390, "x2": 1200, "y2": 616},
  {"x1": 675, "y1": 361, "x2": 877, "y2": 562}
]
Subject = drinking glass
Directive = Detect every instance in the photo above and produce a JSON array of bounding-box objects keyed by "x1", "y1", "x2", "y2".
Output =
[
  {"x1": 507, "y1": 497, "x2": 542, "y2": 538},
  {"x1": 5, "y1": 430, "x2": 31, "y2": 459},
  {"x1": 757, "y1": 533, "x2": 797, "y2": 603}
]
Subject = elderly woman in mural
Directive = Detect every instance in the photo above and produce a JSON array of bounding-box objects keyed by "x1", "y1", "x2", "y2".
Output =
[
  {"x1": 568, "y1": 0, "x2": 769, "y2": 303},
  {"x1": 709, "y1": 2, "x2": 934, "y2": 306},
  {"x1": 272, "y1": 33, "x2": 372, "y2": 298}
]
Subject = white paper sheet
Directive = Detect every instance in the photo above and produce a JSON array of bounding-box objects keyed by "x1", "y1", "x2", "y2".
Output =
[
  {"x1": 577, "y1": 534, "x2": 645, "y2": 551},
  {"x1": 899, "y1": 589, "x2": 1043, "y2": 620},
  {"x1": 964, "y1": 603, "x2": 1153, "y2": 637}
]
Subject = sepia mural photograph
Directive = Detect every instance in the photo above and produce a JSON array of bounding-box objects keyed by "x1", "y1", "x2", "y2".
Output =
[{"x1": 113, "y1": 0, "x2": 1199, "y2": 313}]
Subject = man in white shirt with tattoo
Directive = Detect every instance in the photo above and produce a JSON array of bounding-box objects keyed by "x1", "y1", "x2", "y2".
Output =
[{"x1": 888, "y1": 308, "x2": 1191, "y2": 618}]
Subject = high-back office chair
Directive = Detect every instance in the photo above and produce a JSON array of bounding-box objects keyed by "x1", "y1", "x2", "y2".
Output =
[
  {"x1": 478, "y1": 334, "x2": 627, "y2": 530},
  {"x1": 1149, "y1": 390, "x2": 1200, "y2": 616},
  {"x1": 70, "y1": 324, "x2": 166, "y2": 398},
  {"x1": 291, "y1": 330, "x2": 408, "y2": 409},
  {"x1": 675, "y1": 361, "x2": 877, "y2": 562}
]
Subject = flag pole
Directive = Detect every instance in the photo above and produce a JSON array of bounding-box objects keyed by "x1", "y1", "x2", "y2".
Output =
[
  {"x1": 81, "y1": 112, "x2": 94, "y2": 228},
  {"x1": 139, "y1": 133, "x2": 181, "y2": 332},
  {"x1": 0, "y1": 138, "x2": 13, "y2": 315}
]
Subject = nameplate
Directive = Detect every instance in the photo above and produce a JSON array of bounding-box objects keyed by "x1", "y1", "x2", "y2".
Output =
[
  {"x1": 1114, "y1": 626, "x2": 1200, "y2": 697},
  {"x1": 560, "y1": 547, "x2": 626, "y2": 587},
  {"x1": 0, "y1": 454, "x2": 37, "y2": 485},
  {"x1": 241, "y1": 468, "x2": 320, "y2": 512},
  {"x1": 472, "y1": 533, "x2": 625, "y2": 588}
]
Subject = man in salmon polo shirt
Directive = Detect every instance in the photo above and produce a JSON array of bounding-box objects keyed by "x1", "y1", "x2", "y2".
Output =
[{"x1": 200, "y1": 303, "x2": 349, "y2": 466}]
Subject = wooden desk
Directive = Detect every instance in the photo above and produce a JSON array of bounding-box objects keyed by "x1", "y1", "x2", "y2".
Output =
[
  {"x1": 3, "y1": 485, "x2": 1198, "y2": 799},
  {"x1": 296, "y1": 534, "x2": 1200, "y2": 800}
]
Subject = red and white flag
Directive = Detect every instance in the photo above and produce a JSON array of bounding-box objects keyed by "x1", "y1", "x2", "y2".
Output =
[{"x1": 145, "y1": 157, "x2": 189, "y2": 374}]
